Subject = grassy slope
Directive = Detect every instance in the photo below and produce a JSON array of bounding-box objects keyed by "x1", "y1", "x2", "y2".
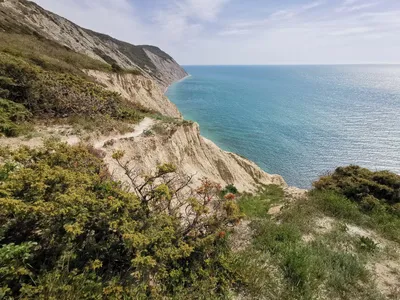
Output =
[
  {"x1": 0, "y1": 32, "x2": 149, "y2": 137},
  {"x1": 233, "y1": 175, "x2": 400, "y2": 299}
]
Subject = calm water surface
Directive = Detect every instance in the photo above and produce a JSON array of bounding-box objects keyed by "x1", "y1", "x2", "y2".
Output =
[{"x1": 166, "y1": 65, "x2": 400, "y2": 188}]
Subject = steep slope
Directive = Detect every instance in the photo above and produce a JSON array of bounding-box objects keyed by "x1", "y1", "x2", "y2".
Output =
[
  {"x1": 0, "y1": 0, "x2": 188, "y2": 89},
  {"x1": 86, "y1": 70, "x2": 181, "y2": 118},
  {"x1": 98, "y1": 121, "x2": 286, "y2": 192}
]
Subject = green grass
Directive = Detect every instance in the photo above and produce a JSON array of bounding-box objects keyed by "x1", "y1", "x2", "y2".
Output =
[
  {"x1": 309, "y1": 190, "x2": 400, "y2": 242},
  {"x1": 310, "y1": 190, "x2": 365, "y2": 221},
  {"x1": 238, "y1": 185, "x2": 285, "y2": 219},
  {"x1": 0, "y1": 32, "x2": 111, "y2": 76},
  {"x1": 67, "y1": 114, "x2": 137, "y2": 135},
  {"x1": 145, "y1": 115, "x2": 195, "y2": 137},
  {"x1": 151, "y1": 113, "x2": 194, "y2": 126},
  {"x1": 234, "y1": 185, "x2": 388, "y2": 300}
]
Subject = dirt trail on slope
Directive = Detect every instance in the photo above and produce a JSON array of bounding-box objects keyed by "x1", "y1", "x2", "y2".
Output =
[
  {"x1": 0, "y1": 118, "x2": 155, "y2": 150},
  {"x1": 92, "y1": 117, "x2": 154, "y2": 148}
]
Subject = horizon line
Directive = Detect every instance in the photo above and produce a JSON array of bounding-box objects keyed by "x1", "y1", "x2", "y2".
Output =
[{"x1": 181, "y1": 63, "x2": 400, "y2": 67}]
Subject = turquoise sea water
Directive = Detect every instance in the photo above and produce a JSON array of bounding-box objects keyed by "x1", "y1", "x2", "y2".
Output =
[{"x1": 166, "y1": 65, "x2": 400, "y2": 188}]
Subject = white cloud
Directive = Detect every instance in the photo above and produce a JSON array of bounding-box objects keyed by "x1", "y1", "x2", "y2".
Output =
[
  {"x1": 34, "y1": 0, "x2": 150, "y2": 44},
  {"x1": 270, "y1": 10, "x2": 296, "y2": 20},
  {"x1": 330, "y1": 27, "x2": 373, "y2": 36},
  {"x1": 31, "y1": 0, "x2": 400, "y2": 65},
  {"x1": 154, "y1": 0, "x2": 230, "y2": 42},
  {"x1": 180, "y1": 0, "x2": 230, "y2": 21},
  {"x1": 219, "y1": 29, "x2": 250, "y2": 36},
  {"x1": 337, "y1": 0, "x2": 380, "y2": 12},
  {"x1": 302, "y1": 1, "x2": 325, "y2": 10},
  {"x1": 271, "y1": 1, "x2": 325, "y2": 20},
  {"x1": 343, "y1": 0, "x2": 361, "y2": 4},
  {"x1": 223, "y1": 0, "x2": 325, "y2": 32}
]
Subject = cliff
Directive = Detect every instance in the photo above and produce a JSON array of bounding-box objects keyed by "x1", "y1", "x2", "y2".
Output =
[
  {"x1": 85, "y1": 70, "x2": 181, "y2": 118},
  {"x1": 98, "y1": 120, "x2": 286, "y2": 192},
  {"x1": 0, "y1": 0, "x2": 188, "y2": 89},
  {"x1": 0, "y1": 0, "x2": 286, "y2": 191}
]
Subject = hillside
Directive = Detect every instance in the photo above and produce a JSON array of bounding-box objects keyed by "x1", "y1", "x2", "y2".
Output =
[
  {"x1": 0, "y1": 0, "x2": 188, "y2": 89},
  {"x1": 0, "y1": 1, "x2": 399, "y2": 299}
]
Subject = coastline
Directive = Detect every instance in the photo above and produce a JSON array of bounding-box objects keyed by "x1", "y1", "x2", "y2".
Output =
[{"x1": 164, "y1": 74, "x2": 192, "y2": 94}]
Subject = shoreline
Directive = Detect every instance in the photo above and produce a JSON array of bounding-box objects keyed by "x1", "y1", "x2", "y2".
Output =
[{"x1": 164, "y1": 74, "x2": 192, "y2": 94}]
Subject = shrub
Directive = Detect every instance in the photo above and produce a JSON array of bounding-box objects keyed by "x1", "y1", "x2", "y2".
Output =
[
  {"x1": 0, "y1": 142, "x2": 241, "y2": 299},
  {"x1": 313, "y1": 165, "x2": 400, "y2": 206},
  {"x1": 357, "y1": 236, "x2": 378, "y2": 252},
  {"x1": 0, "y1": 51, "x2": 148, "y2": 133},
  {"x1": 0, "y1": 33, "x2": 151, "y2": 135},
  {"x1": 0, "y1": 98, "x2": 31, "y2": 136},
  {"x1": 111, "y1": 63, "x2": 123, "y2": 73},
  {"x1": 312, "y1": 166, "x2": 400, "y2": 242},
  {"x1": 111, "y1": 63, "x2": 142, "y2": 76},
  {"x1": 221, "y1": 184, "x2": 239, "y2": 196}
]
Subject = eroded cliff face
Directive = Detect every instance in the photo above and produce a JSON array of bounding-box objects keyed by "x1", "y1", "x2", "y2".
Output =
[
  {"x1": 75, "y1": 71, "x2": 285, "y2": 190},
  {"x1": 77, "y1": 69, "x2": 284, "y2": 190},
  {"x1": 86, "y1": 70, "x2": 181, "y2": 118},
  {"x1": 100, "y1": 122, "x2": 286, "y2": 192},
  {"x1": 0, "y1": 0, "x2": 188, "y2": 89}
]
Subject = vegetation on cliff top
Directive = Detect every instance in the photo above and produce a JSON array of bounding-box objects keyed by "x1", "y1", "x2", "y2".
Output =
[
  {"x1": 0, "y1": 139, "x2": 398, "y2": 300},
  {"x1": 0, "y1": 32, "x2": 148, "y2": 137},
  {"x1": 0, "y1": 142, "x2": 242, "y2": 299},
  {"x1": 234, "y1": 166, "x2": 400, "y2": 300}
]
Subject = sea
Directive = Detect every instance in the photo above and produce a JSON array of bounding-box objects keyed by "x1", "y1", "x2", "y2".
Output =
[{"x1": 166, "y1": 65, "x2": 400, "y2": 188}]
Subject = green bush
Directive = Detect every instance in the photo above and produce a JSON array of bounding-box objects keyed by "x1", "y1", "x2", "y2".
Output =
[
  {"x1": 0, "y1": 33, "x2": 151, "y2": 135},
  {"x1": 0, "y1": 98, "x2": 31, "y2": 136},
  {"x1": 0, "y1": 51, "x2": 148, "y2": 136},
  {"x1": 233, "y1": 180, "x2": 382, "y2": 299},
  {"x1": 312, "y1": 166, "x2": 400, "y2": 242},
  {"x1": 0, "y1": 142, "x2": 241, "y2": 299},
  {"x1": 357, "y1": 236, "x2": 378, "y2": 252},
  {"x1": 0, "y1": 52, "x2": 146, "y2": 119},
  {"x1": 314, "y1": 165, "x2": 400, "y2": 206},
  {"x1": 237, "y1": 214, "x2": 370, "y2": 299},
  {"x1": 221, "y1": 184, "x2": 238, "y2": 196}
]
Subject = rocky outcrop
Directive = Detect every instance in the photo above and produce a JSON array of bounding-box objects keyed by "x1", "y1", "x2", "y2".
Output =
[
  {"x1": 142, "y1": 48, "x2": 188, "y2": 90},
  {"x1": 101, "y1": 122, "x2": 286, "y2": 192},
  {"x1": 86, "y1": 70, "x2": 181, "y2": 118},
  {"x1": 0, "y1": 0, "x2": 188, "y2": 89}
]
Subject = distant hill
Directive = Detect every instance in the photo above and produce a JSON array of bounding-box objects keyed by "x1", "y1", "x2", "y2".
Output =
[{"x1": 0, "y1": 0, "x2": 188, "y2": 89}]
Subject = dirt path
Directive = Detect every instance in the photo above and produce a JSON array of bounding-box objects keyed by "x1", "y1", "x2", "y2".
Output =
[
  {"x1": 0, "y1": 118, "x2": 155, "y2": 150},
  {"x1": 93, "y1": 117, "x2": 154, "y2": 148}
]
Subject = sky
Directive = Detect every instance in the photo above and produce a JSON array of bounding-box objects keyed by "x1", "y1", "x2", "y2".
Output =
[{"x1": 33, "y1": 0, "x2": 400, "y2": 65}]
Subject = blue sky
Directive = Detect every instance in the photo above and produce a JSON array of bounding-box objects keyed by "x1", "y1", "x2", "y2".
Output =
[{"x1": 34, "y1": 0, "x2": 400, "y2": 65}]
